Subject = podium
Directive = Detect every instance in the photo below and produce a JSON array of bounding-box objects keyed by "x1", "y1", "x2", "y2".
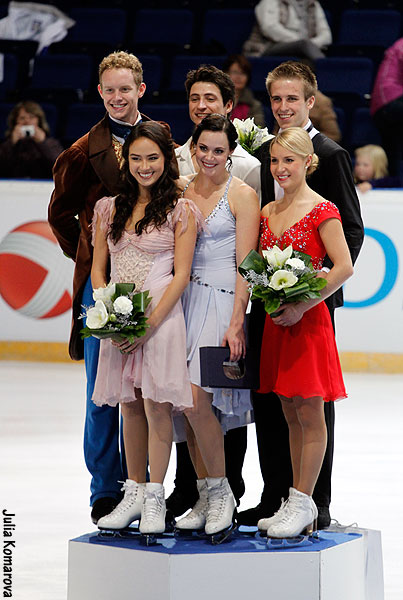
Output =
[{"x1": 67, "y1": 527, "x2": 383, "y2": 600}]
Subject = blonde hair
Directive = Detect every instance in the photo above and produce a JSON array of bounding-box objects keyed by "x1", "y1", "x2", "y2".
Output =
[
  {"x1": 99, "y1": 51, "x2": 143, "y2": 87},
  {"x1": 354, "y1": 144, "x2": 388, "y2": 179},
  {"x1": 270, "y1": 127, "x2": 319, "y2": 175},
  {"x1": 266, "y1": 61, "x2": 318, "y2": 100}
]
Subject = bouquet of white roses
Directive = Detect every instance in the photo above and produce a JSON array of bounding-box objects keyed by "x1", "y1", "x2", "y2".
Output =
[
  {"x1": 239, "y1": 245, "x2": 327, "y2": 316},
  {"x1": 232, "y1": 117, "x2": 273, "y2": 156},
  {"x1": 80, "y1": 282, "x2": 151, "y2": 342}
]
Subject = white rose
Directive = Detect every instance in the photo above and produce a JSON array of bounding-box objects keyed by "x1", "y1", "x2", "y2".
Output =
[
  {"x1": 285, "y1": 257, "x2": 305, "y2": 271},
  {"x1": 113, "y1": 296, "x2": 133, "y2": 315},
  {"x1": 263, "y1": 245, "x2": 293, "y2": 268},
  {"x1": 269, "y1": 270, "x2": 298, "y2": 290},
  {"x1": 86, "y1": 300, "x2": 109, "y2": 329},
  {"x1": 93, "y1": 282, "x2": 116, "y2": 304}
]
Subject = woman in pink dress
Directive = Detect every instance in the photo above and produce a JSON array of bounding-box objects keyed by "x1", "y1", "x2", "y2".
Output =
[
  {"x1": 89, "y1": 122, "x2": 202, "y2": 536},
  {"x1": 257, "y1": 128, "x2": 354, "y2": 538}
]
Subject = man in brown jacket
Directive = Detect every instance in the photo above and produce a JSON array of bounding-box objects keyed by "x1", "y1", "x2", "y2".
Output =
[{"x1": 48, "y1": 51, "x2": 149, "y2": 524}]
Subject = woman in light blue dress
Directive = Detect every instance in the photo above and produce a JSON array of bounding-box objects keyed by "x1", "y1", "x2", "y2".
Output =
[{"x1": 176, "y1": 114, "x2": 260, "y2": 538}]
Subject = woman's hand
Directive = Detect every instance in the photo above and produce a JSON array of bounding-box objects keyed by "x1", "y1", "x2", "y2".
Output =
[
  {"x1": 221, "y1": 323, "x2": 246, "y2": 361},
  {"x1": 271, "y1": 303, "x2": 306, "y2": 327},
  {"x1": 111, "y1": 326, "x2": 155, "y2": 354}
]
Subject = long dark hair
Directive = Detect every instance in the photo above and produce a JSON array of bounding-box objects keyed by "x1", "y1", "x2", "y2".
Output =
[
  {"x1": 110, "y1": 121, "x2": 180, "y2": 243},
  {"x1": 192, "y1": 113, "x2": 238, "y2": 152}
]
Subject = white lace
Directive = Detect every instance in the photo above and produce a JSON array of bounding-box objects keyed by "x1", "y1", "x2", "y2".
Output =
[
  {"x1": 190, "y1": 494, "x2": 208, "y2": 516},
  {"x1": 109, "y1": 481, "x2": 140, "y2": 516},
  {"x1": 207, "y1": 486, "x2": 227, "y2": 523},
  {"x1": 142, "y1": 491, "x2": 164, "y2": 524},
  {"x1": 275, "y1": 495, "x2": 310, "y2": 526}
]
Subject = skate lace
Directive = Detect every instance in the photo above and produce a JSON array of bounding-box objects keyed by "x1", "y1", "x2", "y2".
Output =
[
  {"x1": 111, "y1": 481, "x2": 139, "y2": 515},
  {"x1": 207, "y1": 489, "x2": 226, "y2": 523},
  {"x1": 276, "y1": 497, "x2": 302, "y2": 525},
  {"x1": 274, "y1": 497, "x2": 287, "y2": 516},
  {"x1": 142, "y1": 491, "x2": 163, "y2": 523},
  {"x1": 191, "y1": 493, "x2": 208, "y2": 515}
]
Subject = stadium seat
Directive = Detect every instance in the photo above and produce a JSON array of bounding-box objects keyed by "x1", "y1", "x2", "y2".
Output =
[
  {"x1": 348, "y1": 107, "x2": 382, "y2": 149},
  {"x1": 315, "y1": 57, "x2": 373, "y2": 98},
  {"x1": 62, "y1": 103, "x2": 105, "y2": 146},
  {"x1": 167, "y1": 55, "x2": 225, "y2": 94},
  {"x1": 140, "y1": 103, "x2": 192, "y2": 146},
  {"x1": 138, "y1": 55, "x2": 163, "y2": 98},
  {"x1": 201, "y1": 9, "x2": 255, "y2": 54},
  {"x1": 130, "y1": 10, "x2": 194, "y2": 53},
  {"x1": 67, "y1": 8, "x2": 127, "y2": 45},
  {"x1": 336, "y1": 9, "x2": 401, "y2": 48},
  {"x1": 249, "y1": 56, "x2": 297, "y2": 93},
  {"x1": 0, "y1": 102, "x2": 14, "y2": 139},
  {"x1": 0, "y1": 54, "x2": 18, "y2": 100},
  {"x1": 30, "y1": 54, "x2": 93, "y2": 93}
]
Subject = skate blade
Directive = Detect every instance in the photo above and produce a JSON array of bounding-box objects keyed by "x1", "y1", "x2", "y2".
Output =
[
  {"x1": 174, "y1": 527, "x2": 206, "y2": 540},
  {"x1": 140, "y1": 533, "x2": 157, "y2": 546},
  {"x1": 97, "y1": 525, "x2": 139, "y2": 539},
  {"x1": 267, "y1": 531, "x2": 320, "y2": 549},
  {"x1": 209, "y1": 521, "x2": 237, "y2": 545}
]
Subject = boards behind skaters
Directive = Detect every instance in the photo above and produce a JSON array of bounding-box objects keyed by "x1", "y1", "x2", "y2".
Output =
[
  {"x1": 91, "y1": 122, "x2": 203, "y2": 541},
  {"x1": 257, "y1": 127, "x2": 353, "y2": 538},
  {"x1": 49, "y1": 51, "x2": 154, "y2": 524}
]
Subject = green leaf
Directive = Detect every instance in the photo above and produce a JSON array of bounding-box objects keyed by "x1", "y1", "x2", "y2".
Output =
[
  {"x1": 114, "y1": 282, "x2": 135, "y2": 298},
  {"x1": 239, "y1": 249, "x2": 266, "y2": 276},
  {"x1": 264, "y1": 297, "x2": 281, "y2": 314},
  {"x1": 292, "y1": 250, "x2": 314, "y2": 267},
  {"x1": 309, "y1": 278, "x2": 328, "y2": 291},
  {"x1": 283, "y1": 282, "x2": 310, "y2": 299},
  {"x1": 132, "y1": 290, "x2": 152, "y2": 312}
]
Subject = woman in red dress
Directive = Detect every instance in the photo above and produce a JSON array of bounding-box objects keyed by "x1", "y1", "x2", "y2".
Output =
[{"x1": 257, "y1": 127, "x2": 354, "y2": 538}]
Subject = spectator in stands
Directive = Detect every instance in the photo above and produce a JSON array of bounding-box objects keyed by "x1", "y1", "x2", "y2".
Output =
[
  {"x1": 0, "y1": 100, "x2": 63, "y2": 179},
  {"x1": 223, "y1": 54, "x2": 265, "y2": 127},
  {"x1": 243, "y1": 0, "x2": 331, "y2": 60},
  {"x1": 354, "y1": 144, "x2": 401, "y2": 193},
  {"x1": 371, "y1": 38, "x2": 403, "y2": 178}
]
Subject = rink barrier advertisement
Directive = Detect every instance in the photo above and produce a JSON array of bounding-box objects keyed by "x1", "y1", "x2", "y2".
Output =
[{"x1": 0, "y1": 181, "x2": 402, "y2": 371}]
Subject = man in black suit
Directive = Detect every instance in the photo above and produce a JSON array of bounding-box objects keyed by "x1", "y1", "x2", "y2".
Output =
[{"x1": 238, "y1": 61, "x2": 364, "y2": 529}]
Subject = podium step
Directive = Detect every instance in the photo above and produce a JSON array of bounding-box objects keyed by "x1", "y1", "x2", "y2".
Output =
[{"x1": 67, "y1": 527, "x2": 383, "y2": 600}]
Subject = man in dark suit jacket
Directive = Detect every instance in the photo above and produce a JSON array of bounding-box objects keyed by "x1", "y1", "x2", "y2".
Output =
[
  {"x1": 48, "y1": 51, "x2": 151, "y2": 525},
  {"x1": 238, "y1": 61, "x2": 364, "y2": 529}
]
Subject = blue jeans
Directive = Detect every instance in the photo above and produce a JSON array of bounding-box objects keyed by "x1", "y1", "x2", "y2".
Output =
[{"x1": 82, "y1": 276, "x2": 126, "y2": 505}]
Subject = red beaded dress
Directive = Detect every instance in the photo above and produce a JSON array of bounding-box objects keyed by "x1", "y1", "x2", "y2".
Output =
[{"x1": 259, "y1": 201, "x2": 347, "y2": 402}]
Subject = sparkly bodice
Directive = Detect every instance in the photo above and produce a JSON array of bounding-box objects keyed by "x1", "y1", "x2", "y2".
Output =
[
  {"x1": 92, "y1": 195, "x2": 204, "y2": 292},
  {"x1": 260, "y1": 201, "x2": 341, "y2": 270},
  {"x1": 181, "y1": 175, "x2": 237, "y2": 292}
]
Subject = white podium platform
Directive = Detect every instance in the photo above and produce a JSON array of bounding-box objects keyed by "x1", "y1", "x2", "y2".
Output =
[{"x1": 67, "y1": 527, "x2": 383, "y2": 600}]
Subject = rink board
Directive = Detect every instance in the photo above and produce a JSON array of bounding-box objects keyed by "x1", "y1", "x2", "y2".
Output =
[{"x1": 67, "y1": 528, "x2": 383, "y2": 600}]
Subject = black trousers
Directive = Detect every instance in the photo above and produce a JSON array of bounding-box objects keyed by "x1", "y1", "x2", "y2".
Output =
[{"x1": 249, "y1": 299, "x2": 336, "y2": 512}]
